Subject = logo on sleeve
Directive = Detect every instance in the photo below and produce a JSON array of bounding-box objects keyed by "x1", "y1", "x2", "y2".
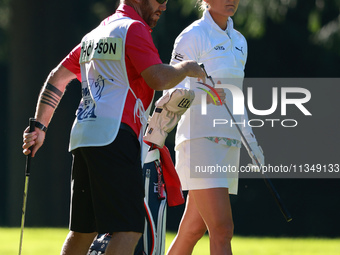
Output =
[{"x1": 174, "y1": 52, "x2": 184, "y2": 62}]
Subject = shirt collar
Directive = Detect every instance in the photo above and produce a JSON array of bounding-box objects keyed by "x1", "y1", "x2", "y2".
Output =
[
  {"x1": 202, "y1": 10, "x2": 233, "y2": 36},
  {"x1": 116, "y1": 4, "x2": 153, "y2": 33}
]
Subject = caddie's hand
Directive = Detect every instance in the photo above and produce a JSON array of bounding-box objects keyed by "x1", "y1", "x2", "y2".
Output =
[
  {"x1": 183, "y1": 60, "x2": 206, "y2": 82},
  {"x1": 247, "y1": 142, "x2": 265, "y2": 172},
  {"x1": 22, "y1": 126, "x2": 45, "y2": 157}
]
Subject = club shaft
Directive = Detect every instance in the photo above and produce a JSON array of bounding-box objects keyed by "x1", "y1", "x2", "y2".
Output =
[
  {"x1": 222, "y1": 92, "x2": 292, "y2": 222},
  {"x1": 223, "y1": 92, "x2": 292, "y2": 221},
  {"x1": 19, "y1": 177, "x2": 29, "y2": 255}
]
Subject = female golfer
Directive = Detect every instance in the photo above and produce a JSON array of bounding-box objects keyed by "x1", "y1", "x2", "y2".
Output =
[{"x1": 167, "y1": 0, "x2": 264, "y2": 254}]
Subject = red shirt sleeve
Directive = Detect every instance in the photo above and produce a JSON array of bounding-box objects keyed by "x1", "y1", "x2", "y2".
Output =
[
  {"x1": 61, "y1": 44, "x2": 82, "y2": 81},
  {"x1": 125, "y1": 22, "x2": 162, "y2": 74}
]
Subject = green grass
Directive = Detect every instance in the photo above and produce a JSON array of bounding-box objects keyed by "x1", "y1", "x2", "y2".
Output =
[
  {"x1": 1, "y1": 228, "x2": 68, "y2": 255},
  {"x1": 1, "y1": 228, "x2": 339, "y2": 254}
]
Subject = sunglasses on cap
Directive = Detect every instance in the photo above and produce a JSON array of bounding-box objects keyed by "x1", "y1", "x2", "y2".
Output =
[{"x1": 156, "y1": 0, "x2": 168, "y2": 4}]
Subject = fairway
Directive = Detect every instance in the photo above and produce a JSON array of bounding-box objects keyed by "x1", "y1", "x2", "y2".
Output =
[{"x1": 1, "y1": 228, "x2": 339, "y2": 255}]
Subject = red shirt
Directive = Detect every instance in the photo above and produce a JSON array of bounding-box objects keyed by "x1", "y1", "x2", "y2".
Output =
[{"x1": 62, "y1": 4, "x2": 162, "y2": 136}]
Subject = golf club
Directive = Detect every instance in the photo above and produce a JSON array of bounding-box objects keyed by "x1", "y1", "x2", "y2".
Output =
[
  {"x1": 19, "y1": 117, "x2": 36, "y2": 255},
  {"x1": 199, "y1": 63, "x2": 292, "y2": 222}
]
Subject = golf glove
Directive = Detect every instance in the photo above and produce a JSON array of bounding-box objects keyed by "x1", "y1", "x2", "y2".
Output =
[{"x1": 144, "y1": 89, "x2": 195, "y2": 148}]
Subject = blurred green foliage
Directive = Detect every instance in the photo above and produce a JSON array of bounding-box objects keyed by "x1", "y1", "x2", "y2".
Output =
[
  {"x1": 1, "y1": 0, "x2": 339, "y2": 63},
  {"x1": 0, "y1": 0, "x2": 10, "y2": 63}
]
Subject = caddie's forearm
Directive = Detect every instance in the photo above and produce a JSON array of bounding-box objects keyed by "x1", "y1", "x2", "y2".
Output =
[
  {"x1": 34, "y1": 64, "x2": 76, "y2": 127},
  {"x1": 160, "y1": 61, "x2": 205, "y2": 90},
  {"x1": 34, "y1": 83, "x2": 63, "y2": 128},
  {"x1": 163, "y1": 62, "x2": 191, "y2": 90},
  {"x1": 141, "y1": 64, "x2": 184, "y2": 91},
  {"x1": 142, "y1": 61, "x2": 204, "y2": 91}
]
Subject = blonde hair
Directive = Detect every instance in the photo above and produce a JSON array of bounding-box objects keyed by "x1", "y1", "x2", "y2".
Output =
[{"x1": 196, "y1": 0, "x2": 208, "y2": 11}]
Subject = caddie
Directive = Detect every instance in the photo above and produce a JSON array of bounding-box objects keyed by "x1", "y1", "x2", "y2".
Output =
[{"x1": 22, "y1": 0, "x2": 205, "y2": 254}]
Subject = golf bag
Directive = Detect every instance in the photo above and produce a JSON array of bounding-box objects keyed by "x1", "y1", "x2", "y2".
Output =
[{"x1": 87, "y1": 147, "x2": 167, "y2": 255}]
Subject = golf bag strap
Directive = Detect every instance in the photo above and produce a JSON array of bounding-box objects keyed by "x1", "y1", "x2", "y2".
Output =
[
  {"x1": 144, "y1": 198, "x2": 156, "y2": 255},
  {"x1": 144, "y1": 148, "x2": 160, "y2": 164}
]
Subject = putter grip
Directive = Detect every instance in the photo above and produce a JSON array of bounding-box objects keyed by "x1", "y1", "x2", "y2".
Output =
[
  {"x1": 25, "y1": 118, "x2": 36, "y2": 176},
  {"x1": 29, "y1": 118, "x2": 36, "y2": 132},
  {"x1": 199, "y1": 63, "x2": 209, "y2": 78}
]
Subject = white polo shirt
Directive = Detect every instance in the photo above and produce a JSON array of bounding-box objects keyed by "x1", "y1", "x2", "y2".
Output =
[{"x1": 169, "y1": 10, "x2": 256, "y2": 149}]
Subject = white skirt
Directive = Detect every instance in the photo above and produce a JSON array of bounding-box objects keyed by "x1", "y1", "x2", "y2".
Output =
[{"x1": 175, "y1": 138, "x2": 240, "y2": 195}]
